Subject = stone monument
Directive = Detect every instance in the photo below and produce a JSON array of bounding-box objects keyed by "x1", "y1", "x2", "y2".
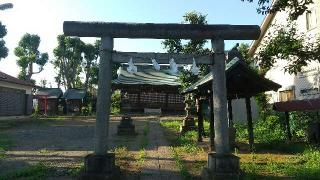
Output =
[
  {"x1": 180, "y1": 96, "x2": 197, "y2": 133},
  {"x1": 117, "y1": 116, "x2": 136, "y2": 135}
]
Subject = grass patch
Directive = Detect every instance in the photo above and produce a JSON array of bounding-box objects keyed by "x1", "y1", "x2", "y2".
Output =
[
  {"x1": 161, "y1": 120, "x2": 205, "y2": 179},
  {"x1": 0, "y1": 133, "x2": 14, "y2": 151},
  {"x1": 0, "y1": 163, "x2": 51, "y2": 180},
  {"x1": 240, "y1": 148, "x2": 320, "y2": 179},
  {"x1": 137, "y1": 149, "x2": 147, "y2": 166},
  {"x1": 0, "y1": 133, "x2": 14, "y2": 159},
  {"x1": 171, "y1": 147, "x2": 192, "y2": 180},
  {"x1": 160, "y1": 120, "x2": 181, "y2": 132}
]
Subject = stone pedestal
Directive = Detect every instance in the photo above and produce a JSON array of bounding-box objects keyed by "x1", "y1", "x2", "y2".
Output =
[
  {"x1": 80, "y1": 153, "x2": 119, "y2": 180},
  {"x1": 180, "y1": 117, "x2": 197, "y2": 133},
  {"x1": 117, "y1": 116, "x2": 136, "y2": 135},
  {"x1": 202, "y1": 152, "x2": 240, "y2": 180}
]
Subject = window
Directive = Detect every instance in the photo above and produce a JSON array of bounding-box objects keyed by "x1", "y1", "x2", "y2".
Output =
[
  {"x1": 279, "y1": 90, "x2": 295, "y2": 102},
  {"x1": 168, "y1": 94, "x2": 184, "y2": 104},
  {"x1": 306, "y1": 8, "x2": 317, "y2": 30},
  {"x1": 140, "y1": 92, "x2": 166, "y2": 103}
]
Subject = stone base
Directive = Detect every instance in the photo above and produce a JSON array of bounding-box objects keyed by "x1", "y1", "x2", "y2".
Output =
[
  {"x1": 117, "y1": 116, "x2": 136, "y2": 135},
  {"x1": 79, "y1": 153, "x2": 119, "y2": 180},
  {"x1": 117, "y1": 125, "x2": 136, "y2": 135},
  {"x1": 180, "y1": 117, "x2": 197, "y2": 133},
  {"x1": 202, "y1": 152, "x2": 240, "y2": 180}
]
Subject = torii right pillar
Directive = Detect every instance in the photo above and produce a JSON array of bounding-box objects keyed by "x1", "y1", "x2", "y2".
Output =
[{"x1": 202, "y1": 39, "x2": 240, "y2": 180}]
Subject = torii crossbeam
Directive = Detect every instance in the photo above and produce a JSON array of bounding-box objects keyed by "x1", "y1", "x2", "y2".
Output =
[{"x1": 63, "y1": 21, "x2": 260, "y2": 179}]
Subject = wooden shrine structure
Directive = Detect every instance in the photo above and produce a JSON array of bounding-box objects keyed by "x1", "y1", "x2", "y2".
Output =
[
  {"x1": 112, "y1": 65, "x2": 185, "y2": 114},
  {"x1": 183, "y1": 55, "x2": 281, "y2": 150},
  {"x1": 63, "y1": 21, "x2": 260, "y2": 179}
]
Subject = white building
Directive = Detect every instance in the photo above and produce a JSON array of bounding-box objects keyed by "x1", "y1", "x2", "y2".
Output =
[{"x1": 249, "y1": 1, "x2": 320, "y2": 105}]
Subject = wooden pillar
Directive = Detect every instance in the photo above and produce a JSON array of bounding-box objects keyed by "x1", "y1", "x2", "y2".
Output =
[
  {"x1": 228, "y1": 99, "x2": 233, "y2": 127},
  {"x1": 284, "y1": 111, "x2": 292, "y2": 141},
  {"x1": 197, "y1": 98, "x2": 204, "y2": 142},
  {"x1": 211, "y1": 39, "x2": 229, "y2": 154},
  {"x1": 245, "y1": 96, "x2": 254, "y2": 151},
  {"x1": 94, "y1": 37, "x2": 113, "y2": 155}
]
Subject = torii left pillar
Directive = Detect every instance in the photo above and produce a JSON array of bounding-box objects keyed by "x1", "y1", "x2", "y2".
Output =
[{"x1": 82, "y1": 37, "x2": 119, "y2": 179}]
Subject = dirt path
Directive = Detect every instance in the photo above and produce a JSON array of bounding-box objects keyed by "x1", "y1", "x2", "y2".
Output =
[
  {"x1": 140, "y1": 120, "x2": 181, "y2": 180},
  {"x1": 0, "y1": 117, "x2": 182, "y2": 179}
]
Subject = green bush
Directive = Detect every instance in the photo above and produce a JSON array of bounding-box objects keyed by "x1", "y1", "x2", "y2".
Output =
[
  {"x1": 235, "y1": 115, "x2": 286, "y2": 144},
  {"x1": 81, "y1": 106, "x2": 91, "y2": 116},
  {"x1": 111, "y1": 91, "x2": 120, "y2": 114},
  {"x1": 255, "y1": 115, "x2": 286, "y2": 143}
]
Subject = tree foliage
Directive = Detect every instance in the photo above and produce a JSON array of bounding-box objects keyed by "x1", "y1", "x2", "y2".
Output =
[
  {"x1": 14, "y1": 33, "x2": 48, "y2": 81},
  {"x1": 162, "y1": 11, "x2": 211, "y2": 90},
  {"x1": 243, "y1": 0, "x2": 313, "y2": 20},
  {"x1": 256, "y1": 22, "x2": 320, "y2": 74},
  {"x1": 52, "y1": 35, "x2": 85, "y2": 89},
  {"x1": 0, "y1": 22, "x2": 8, "y2": 60},
  {"x1": 83, "y1": 40, "x2": 99, "y2": 92}
]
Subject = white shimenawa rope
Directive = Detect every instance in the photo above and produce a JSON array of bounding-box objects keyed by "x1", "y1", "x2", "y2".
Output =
[
  {"x1": 151, "y1": 58, "x2": 160, "y2": 71},
  {"x1": 191, "y1": 58, "x2": 199, "y2": 75},
  {"x1": 127, "y1": 58, "x2": 137, "y2": 73},
  {"x1": 169, "y1": 58, "x2": 178, "y2": 75}
]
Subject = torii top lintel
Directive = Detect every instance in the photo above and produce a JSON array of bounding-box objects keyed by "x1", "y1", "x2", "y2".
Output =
[{"x1": 63, "y1": 21, "x2": 261, "y2": 40}]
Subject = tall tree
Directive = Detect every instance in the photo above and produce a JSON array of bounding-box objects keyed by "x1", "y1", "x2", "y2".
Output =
[
  {"x1": 83, "y1": 40, "x2": 99, "y2": 92},
  {"x1": 0, "y1": 22, "x2": 8, "y2": 60},
  {"x1": 162, "y1": 11, "x2": 211, "y2": 90},
  {"x1": 52, "y1": 34, "x2": 84, "y2": 89},
  {"x1": 14, "y1": 33, "x2": 48, "y2": 82},
  {"x1": 0, "y1": 3, "x2": 13, "y2": 11}
]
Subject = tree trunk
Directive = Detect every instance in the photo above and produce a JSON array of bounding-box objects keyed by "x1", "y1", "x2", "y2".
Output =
[{"x1": 26, "y1": 62, "x2": 33, "y2": 82}]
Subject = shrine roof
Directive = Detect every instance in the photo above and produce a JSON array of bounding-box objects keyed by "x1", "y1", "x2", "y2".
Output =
[
  {"x1": 112, "y1": 65, "x2": 181, "y2": 87},
  {"x1": 34, "y1": 88, "x2": 63, "y2": 99},
  {"x1": 62, "y1": 88, "x2": 86, "y2": 100},
  {"x1": 183, "y1": 57, "x2": 281, "y2": 98}
]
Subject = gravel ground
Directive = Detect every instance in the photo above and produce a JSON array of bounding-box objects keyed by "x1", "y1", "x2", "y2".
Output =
[{"x1": 0, "y1": 116, "x2": 181, "y2": 180}]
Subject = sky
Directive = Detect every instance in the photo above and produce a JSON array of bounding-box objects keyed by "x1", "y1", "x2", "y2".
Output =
[{"x1": 0, "y1": 0, "x2": 265, "y2": 87}]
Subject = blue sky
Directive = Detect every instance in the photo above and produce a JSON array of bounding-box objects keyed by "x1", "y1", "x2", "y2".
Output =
[{"x1": 0, "y1": 0, "x2": 265, "y2": 87}]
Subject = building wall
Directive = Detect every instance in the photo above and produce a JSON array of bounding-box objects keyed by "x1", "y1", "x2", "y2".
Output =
[
  {"x1": 231, "y1": 98, "x2": 259, "y2": 124},
  {"x1": 0, "y1": 81, "x2": 33, "y2": 94},
  {"x1": 38, "y1": 99, "x2": 59, "y2": 114},
  {"x1": 255, "y1": 2, "x2": 320, "y2": 103},
  {"x1": 0, "y1": 86, "x2": 32, "y2": 116}
]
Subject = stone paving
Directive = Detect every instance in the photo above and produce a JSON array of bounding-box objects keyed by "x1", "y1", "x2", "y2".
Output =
[{"x1": 140, "y1": 119, "x2": 181, "y2": 180}]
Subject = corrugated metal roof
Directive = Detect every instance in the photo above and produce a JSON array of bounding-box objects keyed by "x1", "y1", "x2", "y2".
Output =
[
  {"x1": 112, "y1": 66, "x2": 181, "y2": 86},
  {"x1": 183, "y1": 58, "x2": 242, "y2": 94},
  {"x1": 62, "y1": 88, "x2": 86, "y2": 100},
  {"x1": 183, "y1": 57, "x2": 281, "y2": 95},
  {"x1": 35, "y1": 88, "x2": 63, "y2": 99}
]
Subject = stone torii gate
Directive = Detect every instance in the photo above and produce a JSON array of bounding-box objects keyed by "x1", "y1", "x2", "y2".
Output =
[{"x1": 63, "y1": 21, "x2": 260, "y2": 179}]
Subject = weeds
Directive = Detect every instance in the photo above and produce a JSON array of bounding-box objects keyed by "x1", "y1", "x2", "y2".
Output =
[
  {"x1": 0, "y1": 163, "x2": 51, "y2": 180},
  {"x1": 171, "y1": 147, "x2": 192, "y2": 180},
  {"x1": 137, "y1": 149, "x2": 147, "y2": 166}
]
